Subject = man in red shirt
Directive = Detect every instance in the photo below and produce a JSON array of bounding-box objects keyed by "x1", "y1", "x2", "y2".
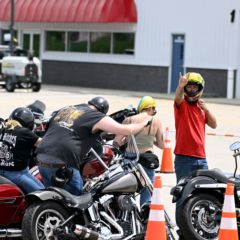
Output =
[
  {"x1": 174, "y1": 72, "x2": 217, "y2": 239},
  {"x1": 174, "y1": 72, "x2": 217, "y2": 183}
]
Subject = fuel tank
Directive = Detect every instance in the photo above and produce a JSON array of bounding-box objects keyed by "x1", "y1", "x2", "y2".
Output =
[{"x1": 101, "y1": 172, "x2": 138, "y2": 193}]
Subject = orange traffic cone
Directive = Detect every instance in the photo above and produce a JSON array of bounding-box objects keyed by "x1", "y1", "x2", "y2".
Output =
[
  {"x1": 218, "y1": 182, "x2": 238, "y2": 240},
  {"x1": 145, "y1": 175, "x2": 167, "y2": 240},
  {"x1": 160, "y1": 127, "x2": 174, "y2": 173}
]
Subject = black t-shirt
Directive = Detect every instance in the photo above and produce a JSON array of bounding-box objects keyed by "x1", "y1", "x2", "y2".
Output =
[
  {"x1": 0, "y1": 127, "x2": 39, "y2": 171},
  {"x1": 37, "y1": 104, "x2": 105, "y2": 169}
]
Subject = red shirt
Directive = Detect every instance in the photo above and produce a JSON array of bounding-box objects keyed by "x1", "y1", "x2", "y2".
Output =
[{"x1": 174, "y1": 99, "x2": 206, "y2": 158}]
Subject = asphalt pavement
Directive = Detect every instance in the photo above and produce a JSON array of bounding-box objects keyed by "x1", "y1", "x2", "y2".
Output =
[
  {"x1": 43, "y1": 84, "x2": 240, "y2": 106},
  {"x1": 42, "y1": 84, "x2": 240, "y2": 239},
  {"x1": 1, "y1": 84, "x2": 240, "y2": 239}
]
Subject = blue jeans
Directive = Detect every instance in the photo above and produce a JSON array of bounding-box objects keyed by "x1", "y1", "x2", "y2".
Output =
[
  {"x1": 0, "y1": 168, "x2": 45, "y2": 194},
  {"x1": 174, "y1": 154, "x2": 208, "y2": 229},
  {"x1": 174, "y1": 154, "x2": 208, "y2": 183},
  {"x1": 39, "y1": 166, "x2": 83, "y2": 195},
  {"x1": 140, "y1": 166, "x2": 155, "y2": 206}
]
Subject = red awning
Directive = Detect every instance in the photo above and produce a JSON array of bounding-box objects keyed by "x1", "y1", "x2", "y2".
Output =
[{"x1": 0, "y1": 0, "x2": 137, "y2": 23}]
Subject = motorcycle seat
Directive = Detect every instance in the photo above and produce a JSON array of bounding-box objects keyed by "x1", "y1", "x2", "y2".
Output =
[
  {"x1": 48, "y1": 186, "x2": 92, "y2": 210},
  {"x1": 194, "y1": 168, "x2": 240, "y2": 186}
]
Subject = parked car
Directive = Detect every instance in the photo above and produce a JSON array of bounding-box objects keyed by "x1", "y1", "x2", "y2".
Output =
[{"x1": 0, "y1": 45, "x2": 42, "y2": 92}]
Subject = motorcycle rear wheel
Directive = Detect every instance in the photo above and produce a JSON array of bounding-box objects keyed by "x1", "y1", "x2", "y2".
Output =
[
  {"x1": 177, "y1": 193, "x2": 222, "y2": 240},
  {"x1": 22, "y1": 201, "x2": 71, "y2": 240}
]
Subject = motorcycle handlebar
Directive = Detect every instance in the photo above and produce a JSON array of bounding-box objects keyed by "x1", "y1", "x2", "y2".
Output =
[{"x1": 233, "y1": 151, "x2": 240, "y2": 157}]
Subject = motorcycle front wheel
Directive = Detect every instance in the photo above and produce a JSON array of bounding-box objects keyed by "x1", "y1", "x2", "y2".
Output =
[
  {"x1": 177, "y1": 193, "x2": 222, "y2": 240},
  {"x1": 22, "y1": 201, "x2": 71, "y2": 240}
]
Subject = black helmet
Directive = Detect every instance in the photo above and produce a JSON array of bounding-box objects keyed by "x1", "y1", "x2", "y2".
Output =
[
  {"x1": 88, "y1": 96, "x2": 109, "y2": 114},
  {"x1": 10, "y1": 107, "x2": 35, "y2": 130}
]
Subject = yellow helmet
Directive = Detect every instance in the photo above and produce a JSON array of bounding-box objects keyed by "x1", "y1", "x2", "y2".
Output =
[
  {"x1": 185, "y1": 72, "x2": 205, "y2": 87},
  {"x1": 137, "y1": 96, "x2": 157, "y2": 112},
  {"x1": 184, "y1": 72, "x2": 205, "y2": 101}
]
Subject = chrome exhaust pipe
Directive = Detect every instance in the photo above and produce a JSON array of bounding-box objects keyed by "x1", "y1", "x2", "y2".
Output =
[
  {"x1": 74, "y1": 212, "x2": 124, "y2": 240},
  {"x1": 74, "y1": 225, "x2": 100, "y2": 240},
  {"x1": 0, "y1": 228, "x2": 22, "y2": 238},
  {"x1": 100, "y1": 211, "x2": 124, "y2": 239}
]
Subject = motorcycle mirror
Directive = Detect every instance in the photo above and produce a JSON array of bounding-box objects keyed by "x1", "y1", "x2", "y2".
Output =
[
  {"x1": 27, "y1": 100, "x2": 46, "y2": 115},
  {"x1": 229, "y1": 141, "x2": 240, "y2": 151}
]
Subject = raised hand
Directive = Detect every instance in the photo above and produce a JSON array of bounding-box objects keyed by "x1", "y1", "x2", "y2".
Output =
[{"x1": 178, "y1": 72, "x2": 188, "y2": 88}]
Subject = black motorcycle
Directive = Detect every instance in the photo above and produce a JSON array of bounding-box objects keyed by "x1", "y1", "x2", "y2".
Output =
[
  {"x1": 171, "y1": 141, "x2": 240, "y2": 240},
  {"x1": 21, "y1": 105, "x2": 175, "y2": 240},
  {"x1": 21, "y1": 135, "x2": 160, "y2": 240},
  {"x1": 22, "y1": 134, "x2": 176, "y2": 240}
]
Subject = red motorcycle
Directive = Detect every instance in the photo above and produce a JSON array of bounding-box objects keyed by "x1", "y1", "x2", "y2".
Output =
[
  {"x1": 0, "y1": 176, "x2": 25, "y2": 238},
  {"x1": 0, "y1": 101, "x2": 45, "y2": 238}
]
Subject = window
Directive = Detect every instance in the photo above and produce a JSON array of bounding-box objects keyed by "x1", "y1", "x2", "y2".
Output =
[
  {"x1": 33, "y1": 34, "x2": 40, "y2": 57},
  {"x1": 113, "y1": 33, "x2": 135, "y2": 54},
  {"x1": 23, "y1": 34, "x2": 30, "y2": 51},
  {"x1": 46, "y1": 31, "x2": 65, "y2": 51},
  {"x1": 67, "y1": 32, "x2": 88, "y2": 52},
  {"x1": 45, "y1": 30, "x2": 135, "y2": 55},
  {"x1": 90, "y1": 32, "x2": 111, "y2": 53}
]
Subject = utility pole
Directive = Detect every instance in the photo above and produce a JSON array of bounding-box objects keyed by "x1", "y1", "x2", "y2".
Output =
[{"x1": 9, "y1": 0, "x2": 14, "y2": 55}]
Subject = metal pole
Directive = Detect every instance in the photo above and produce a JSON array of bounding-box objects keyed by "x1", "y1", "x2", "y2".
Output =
[{"x1": 9, "y1": 0, "x2": 14, "y2": 55}]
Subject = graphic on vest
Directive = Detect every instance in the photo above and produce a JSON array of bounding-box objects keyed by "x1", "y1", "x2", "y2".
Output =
[
  {"x1": 0, "y1": 132, "x2": 16, "y2": 167},
  {"x1": 53, "y1": 106, "x2": 84, "y2": 130}
]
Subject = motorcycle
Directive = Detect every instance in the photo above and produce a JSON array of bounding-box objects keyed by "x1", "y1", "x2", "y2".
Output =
[
  {"x1": 0, "y1": 175, "x2": 25, "y2": 238},
  {"x1": 21, "y1": 135, "x2": 155, "y2": 240},
  {"x1": 0, "y1": 101, "x2": 47, "y2": 239},
  {"x1": 170, "y1": 141, "x2": 240, "y2": 240},
  {"x1": 0, "y1": 136, "x2": 116, "y2": 240},
  {"x1": 22, "y1": 134, "x2": 176, "y2": 240}
]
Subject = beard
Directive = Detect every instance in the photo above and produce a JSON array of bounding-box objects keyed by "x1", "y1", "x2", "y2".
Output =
[{"x1": 184, "y1": 95, "x2": 199, "y2": 103}]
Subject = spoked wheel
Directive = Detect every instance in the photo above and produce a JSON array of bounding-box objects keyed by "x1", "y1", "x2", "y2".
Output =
[
  {"x1": 22, "y1": 201, "x2": 71, "y2": 240},
  {"x1": 177, "y1": 193, "x2": 222, "y2": 240}
]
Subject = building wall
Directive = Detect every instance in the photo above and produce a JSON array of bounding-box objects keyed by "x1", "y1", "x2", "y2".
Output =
[
  {"x1": 42, "y1": 60, "x2": 229, "y2": 97},
  {"x1": 5, "y1": 0, "x2": 239, "y2": 69},
  {"x1": 186, "y1": 68, "x2": 228, "y2": 97},
  {"x1": 1, "y1": 1, "x2": 240, "y2": 69},
  {"x1": 135, "y1": 0, "x2": 240, "y2": 69},
  {"x1": 42, "y1": 60, "x2": 168, "y2": 93},
  {"x1": 35, "y1": 1, "x2": 240, "y2": 97},
  {"x1": 1, "y1": 0, "x2": 240, "y2": 97}
]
